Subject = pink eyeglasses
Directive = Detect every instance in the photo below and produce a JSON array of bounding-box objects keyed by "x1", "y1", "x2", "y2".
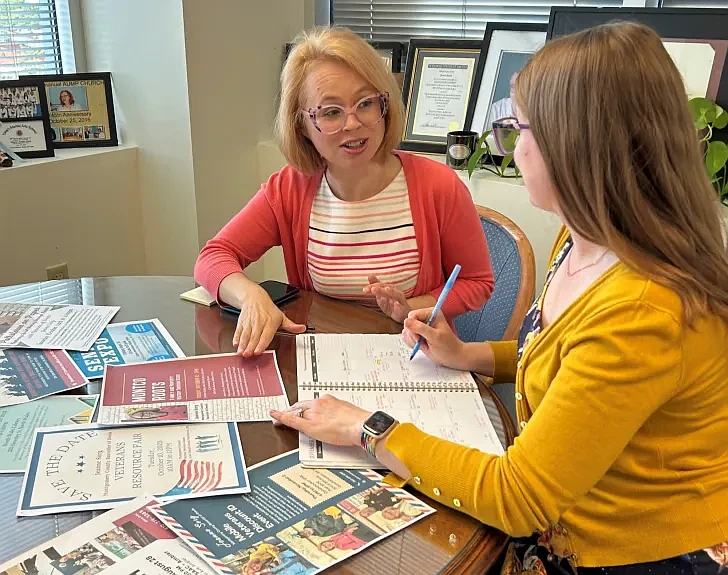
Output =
[{"x1": 301, "y1": 92, "x2": 389, "y2": 135}]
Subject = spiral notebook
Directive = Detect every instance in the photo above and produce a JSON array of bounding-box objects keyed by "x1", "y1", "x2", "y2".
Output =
[{"x1": 296, "y1": 333, "x2": 504, "y2": 468}]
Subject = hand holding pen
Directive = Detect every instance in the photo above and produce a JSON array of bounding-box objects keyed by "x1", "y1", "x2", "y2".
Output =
[{"x1": 409, "y1": 264, "x2": 461, "y2": 361}]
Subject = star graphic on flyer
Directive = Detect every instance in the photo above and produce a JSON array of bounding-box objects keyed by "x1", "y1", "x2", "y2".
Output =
[{"x1": 77, "y1": 456, "x2": 86, "y2": 472}]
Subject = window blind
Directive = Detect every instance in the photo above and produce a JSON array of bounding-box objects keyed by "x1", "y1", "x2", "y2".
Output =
[
  {"x1": 332, "y1": 0, "x2": 625, "y2": 42},
  {"x1": 0, "y1": 0, "x2": 63, "y2": 80},
  {"x1": 0, "y1": 279, "x2": 86, "y2": 305}
]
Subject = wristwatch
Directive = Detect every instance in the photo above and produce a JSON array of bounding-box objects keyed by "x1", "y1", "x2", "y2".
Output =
[{"x1": 360, "y1": 411, "x2": 398, "y2": 458}]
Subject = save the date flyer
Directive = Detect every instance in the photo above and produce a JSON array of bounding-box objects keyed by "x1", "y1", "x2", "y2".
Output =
[
  {"x1": 152, "y1": 451, "x2": 434, "y2": 575},
  {"x1": 97, "y1": 352, "x2": 288, "y2": 425},
  {"x1": 17, "y1": 422, "x2": 249, "y2": 516}
]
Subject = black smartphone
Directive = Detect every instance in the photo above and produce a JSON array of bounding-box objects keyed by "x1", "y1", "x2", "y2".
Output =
[{"x1": 219, "y1": 280, "x2": 300, "y2": 315}]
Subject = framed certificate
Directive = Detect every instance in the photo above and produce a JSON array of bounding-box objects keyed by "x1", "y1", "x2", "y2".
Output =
[
  {"x1": 399, "y1": 39, "x2": 483, "y2": 154},
  {"x1": 0, "y1": 79, "x2": 54, "y2": 159},
  {"x1": 22, "y1": 72, "x2": 118, "y2": 148},
  {"x1": 547, "y1": 7, "x2": 728, "y2": 111}
]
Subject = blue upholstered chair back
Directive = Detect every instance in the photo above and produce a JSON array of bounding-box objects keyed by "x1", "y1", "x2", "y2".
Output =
[{"x1": 453, "y1": 207, "x2": 535, "y2": 423}]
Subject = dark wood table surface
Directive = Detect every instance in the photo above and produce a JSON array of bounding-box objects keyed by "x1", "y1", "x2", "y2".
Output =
[{"x1": 5, "y1": 276, "x2": 516, "y2": 575}]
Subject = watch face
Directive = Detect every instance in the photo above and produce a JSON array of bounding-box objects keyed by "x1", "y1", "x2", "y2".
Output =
[{"x1": 363, "y1": 411, "x2": 395, "y2": 436}]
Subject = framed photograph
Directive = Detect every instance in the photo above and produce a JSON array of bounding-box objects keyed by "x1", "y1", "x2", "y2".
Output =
[
  {"x1": 399, "y1": 39, "x2": 483, "y2": 154},
  {"x1": 547, "y1": 8, "x2": 728, "y2": 110},
  {"x1": 0, "y1": 79, "x2": 54, "y2": 159},
  {"x1": 465, "y1": 23, "x2": 547, "y2": 135},
  {"x1": 21, "y1": 72, "x2": 118, "y2": 148},
  {"x1": 371, "y1": 42, "x2": 403, "y2": 73},
  {"x1": 284, "y1": 41, "x2": 402, "y2": 73}
]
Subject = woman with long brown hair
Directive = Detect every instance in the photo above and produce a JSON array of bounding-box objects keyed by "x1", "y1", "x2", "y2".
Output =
[{"x1": 272, "y1": 22, "x2": 728, "y2": 573}]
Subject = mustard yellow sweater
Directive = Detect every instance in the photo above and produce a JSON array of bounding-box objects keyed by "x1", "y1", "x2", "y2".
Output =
[{"x1": 385, "y1": 228, "x2": 728, "y2": 567}]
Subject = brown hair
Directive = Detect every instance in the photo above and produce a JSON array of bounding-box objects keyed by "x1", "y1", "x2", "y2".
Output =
[
  {"x1": 275, "y1": 26, "x2": 404, "y2": 174},
  {"x1": 514, "y1": 21, "x2": 728, "y2": 324}
]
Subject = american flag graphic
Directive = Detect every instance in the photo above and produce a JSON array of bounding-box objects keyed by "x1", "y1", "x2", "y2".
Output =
[{"x1": 173, "y1": 460, "x2": 224, "y2": 494}]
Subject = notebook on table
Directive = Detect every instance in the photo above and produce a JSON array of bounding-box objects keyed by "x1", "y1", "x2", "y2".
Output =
[{"x1": 296, "y1": 333, "x2": 504, "y2": 468}]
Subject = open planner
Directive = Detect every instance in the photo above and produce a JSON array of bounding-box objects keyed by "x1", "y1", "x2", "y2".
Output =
[{"x1": 296, "y1": 333, "x2": 505, "y2": 468}]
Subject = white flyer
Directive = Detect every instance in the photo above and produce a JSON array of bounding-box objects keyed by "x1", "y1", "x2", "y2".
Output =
[{"x1": 0, "y1": 303, "x2": 120, "y2": 352}]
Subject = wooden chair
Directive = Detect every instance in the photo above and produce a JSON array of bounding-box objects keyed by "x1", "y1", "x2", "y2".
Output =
[{"x1": 454, "y1": 206, "x2": 536, "y2": 422}]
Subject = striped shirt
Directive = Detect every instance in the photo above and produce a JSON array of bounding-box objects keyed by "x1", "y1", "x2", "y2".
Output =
[{"x1": 307, "y1": 169, "x2": 420, "y2": 306}]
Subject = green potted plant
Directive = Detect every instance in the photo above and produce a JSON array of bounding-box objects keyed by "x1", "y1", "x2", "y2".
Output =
[
  {"x1": 688, "y1": 97, "x2": 728, "y2": 206},
  {"x1": 466, "y1": 130, "x2": 520, "y2": 180}
]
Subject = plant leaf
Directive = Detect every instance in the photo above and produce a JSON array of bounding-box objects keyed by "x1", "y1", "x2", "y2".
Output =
[
  {"x1": 500, "y1": 154, "x2": 514, "y2": 173},
  {"x1": 714, "y1": 106, "x2": 728, "y2": 129},
  {"x1": 689, "y1": 97, "x2": 716, "y2": 123},
  {"x1": 705, "y1": 141, "x2": 728, "y2": 177},
  {"x1": 467, "y1": 149, "x2": 487, "y2": 178},
  {"x1": 696, "y1": 113, "x2": 709, "y2": 130}
]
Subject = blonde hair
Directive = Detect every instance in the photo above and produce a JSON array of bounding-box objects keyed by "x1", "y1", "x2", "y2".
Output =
[
  {"x1": 275, "y1": 27, "x2": 404, "y2": 174},
  {"x1": 514, "y1": 21, "x2": 728, "y2": 324}
]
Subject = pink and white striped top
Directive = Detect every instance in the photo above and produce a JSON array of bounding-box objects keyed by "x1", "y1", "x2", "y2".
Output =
[{"x1": 307, "y1": 169, "x2": 420, "y2": 306}]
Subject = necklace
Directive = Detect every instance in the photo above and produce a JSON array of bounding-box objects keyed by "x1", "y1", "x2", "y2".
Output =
[{"x1": 566, "y1": 246, "x2": 610, "y2": 277}]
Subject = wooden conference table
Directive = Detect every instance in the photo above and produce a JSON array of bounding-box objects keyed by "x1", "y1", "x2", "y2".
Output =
[{"x1": 8, "y1": 275, "x2": 516, "y2": 575}]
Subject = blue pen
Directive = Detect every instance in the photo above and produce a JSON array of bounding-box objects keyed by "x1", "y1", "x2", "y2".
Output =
[{"x1": 409, "y1": 264, "x2": 462, "y2": 361}]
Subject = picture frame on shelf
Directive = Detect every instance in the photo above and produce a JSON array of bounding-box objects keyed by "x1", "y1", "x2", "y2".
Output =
[
  {"x1": 399, "y1": 39, "x2": 483, "y2": 154},
  {"x1": 284, "y1": 41, "x2": 403, "y2": 73},
  {"x1": 465, "y1": 23, "x2": 547, "y2": 136},
  {"x1": 547, "y1": 8, "x2": 728, "y2": 110},
  {"x1": 371, "y1": 42, "x2": 403, "y2": 73},
  {"x1": 21, "y1": 72, "x2": 118, "y2": 148},
  {"x1": 0, "y1": 78, "x2": 55, "y2": 159}
]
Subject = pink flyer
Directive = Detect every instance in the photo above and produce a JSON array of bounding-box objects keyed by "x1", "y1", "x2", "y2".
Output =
[{"x1": 98, "y1": 351, "x2": 288, "y2": 425}]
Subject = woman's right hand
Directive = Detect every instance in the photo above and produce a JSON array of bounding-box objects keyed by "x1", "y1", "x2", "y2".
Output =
[
  {"x1": 402, "y1": 308, "x2": 471, "y2": 371},
  {"x1": 231, "y1": 282, "x2": 306, "y2": 356}
]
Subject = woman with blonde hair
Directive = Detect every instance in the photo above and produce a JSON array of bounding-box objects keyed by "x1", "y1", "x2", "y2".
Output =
[
  {"x1": 272, "y1": 22, "x2": 728, "y2": 574},
  {"x1": 195, "y1": 27, "x2": 494, "y2": 356}
]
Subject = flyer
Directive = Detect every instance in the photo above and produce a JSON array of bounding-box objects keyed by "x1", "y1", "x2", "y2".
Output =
[
  {"x1": 0, "y1": 349, "x2": 90, "y2": 408},
  {"x1": 18, "y1": 422, "x2": 250, "y2": 516},
  {"x1": 0, "y1": 395, "x2": 98, "y2": 473},
  {"x1": 0, "y1": 303, "x2": 119, "y2": 351},
  {"x1": 97, "y1": 352, "x2": 288, "y2": 426},
  {"x1": 153, "y1": 451, "x2": 435, "y2": 575},
  {"x1": 0, "y1": 496, "x2": 215, "y2": 575},
  {"x1": 69, "y1": 320, "x2": 186, "y2": 380}
]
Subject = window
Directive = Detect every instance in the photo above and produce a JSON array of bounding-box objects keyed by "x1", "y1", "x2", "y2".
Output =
[
  {"x1": 332, "y1": 0, "x2": 626, "y2": 42},
  {"x1": 0, "y1": 278, "x2": 92, "y2": 305},
  {"x1": 0, "y1": 0, "x2": 74, "y2": 80}
]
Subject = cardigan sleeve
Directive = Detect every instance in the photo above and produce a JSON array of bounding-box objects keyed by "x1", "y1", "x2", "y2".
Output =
[
  {"x1": 430, "y1": 178, "x2": 495, "y2": 318},
  {"x1": 194, "y1": 182, "x2": 282, "y2": 301},
  {"x1": 383, "y1": 300, "x2": 683, "y2": 536}
]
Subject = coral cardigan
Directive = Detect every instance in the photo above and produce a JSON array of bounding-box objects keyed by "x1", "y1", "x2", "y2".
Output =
[
  {"x1": 385, "y1": 227, "x2": 728, "y2": 567},
  {"x1": 194, "y1": 151, "x2": 494, "y2": 318}
]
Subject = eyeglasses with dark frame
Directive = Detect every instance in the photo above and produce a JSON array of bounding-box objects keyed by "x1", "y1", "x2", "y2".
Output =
[
  {"x1": 492, "y1": 116, "x2": 530, "y2": 156},
  {"x1": 301, "y1": 92, "x2": 389, "y2": 135}
]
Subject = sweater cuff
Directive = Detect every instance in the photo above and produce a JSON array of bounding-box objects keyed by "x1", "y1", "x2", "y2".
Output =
[
  {"x1": 205, "y1": 264, "x2": 244, "y2": 303},
  {"x1": 489, "y1": 340, "x2": 519, "y2": 384},
  {"x1": 382, "y1": 422, "x2": 462, "y2": 489}
]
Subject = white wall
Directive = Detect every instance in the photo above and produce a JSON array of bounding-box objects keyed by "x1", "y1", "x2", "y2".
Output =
[
  {"x1": 81, "y1": 0, "x2": 199, "y2": 276},
  {"x1": 0, "y1": 147, "x2": 145, "y2": 286},
  {"x1": 78, "y1": 0, "x2": 312, "y2": 282},
  {"x1": 182, "y1": 1, "x2": 308, "y2": 251}
]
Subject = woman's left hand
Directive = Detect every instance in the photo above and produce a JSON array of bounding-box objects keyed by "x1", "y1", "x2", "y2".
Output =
[
  {"x1": 364, "y1": 275, "x2": 412, "y2": 323},
  {"x1": 270, "y1": 395, "x2": 371, "y2": 447}
]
